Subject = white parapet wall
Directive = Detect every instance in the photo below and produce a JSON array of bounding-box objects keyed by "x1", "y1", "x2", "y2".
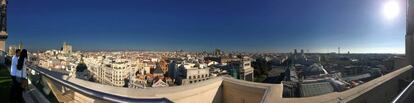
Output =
[
  {"x1": 276, "y1": 65, "x2": 413, "y2": 103},
  {"x1": 222, "y1": 77, "x2": 283, "y2": 103},
  {"x1": 65, "y1": 76, "x2": 224, "y2": 103},
  {"x1": 64, "y1": 76, "x2": 284, "y2": 103},
  {"x1": 39, "y1": 65, "x2": 412, "y2": 103}
]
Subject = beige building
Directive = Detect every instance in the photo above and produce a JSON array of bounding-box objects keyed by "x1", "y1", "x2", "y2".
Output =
[
  {"x1": 103, "y1": 62, "x2": 131, "y2": 87},
  {"x1": 62, "y1": 42, "x2": 73, "y2": 54},
  {"x1": 0, "y1": 32, "x2": 6, "y2": 52},
  {"x1": 8, "y1": 45, "x2": 16, "y2": 56},
  {"x1": 84, "y1": 57, "x2": 136, "y2": 87},
  {"x1": 129, "y1": 77, "x2": 147, "y2": 89},
  {"x1": 181, "y1": 67, "x2": 210, "y2": 85}
]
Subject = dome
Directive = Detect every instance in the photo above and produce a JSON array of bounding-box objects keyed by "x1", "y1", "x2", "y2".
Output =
[{"x1": 303, "y1": 63, "x2": 328, "y2": 76}]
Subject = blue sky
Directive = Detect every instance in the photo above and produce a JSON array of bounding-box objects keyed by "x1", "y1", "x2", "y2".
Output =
[{"x1": 7, "y1": 0, "x2": 406, "y2": 53}]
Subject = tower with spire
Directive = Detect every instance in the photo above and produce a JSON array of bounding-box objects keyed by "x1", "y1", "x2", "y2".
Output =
[
  {"x1": 0, "y1": 0, "x2": 7, "y2": 52},
  {"x1": 18, "y1": 41, "x2": 23, "y2": 49}
]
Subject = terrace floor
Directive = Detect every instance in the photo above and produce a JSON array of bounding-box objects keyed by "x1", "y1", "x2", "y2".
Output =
[{"x1": 0, "y1": 65, "x2": 11, "y2": 101}]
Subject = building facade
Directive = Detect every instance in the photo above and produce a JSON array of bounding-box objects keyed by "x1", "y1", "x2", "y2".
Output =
[
  {"x1": 178, "y1": 63, "x2": 210, "y2": 85},
  {"x1": 229, "y1": 59, "x2": 254, "y2": 81},
  {"x1": 62, "y1": 42, "x2": 73, "y2": 54}
]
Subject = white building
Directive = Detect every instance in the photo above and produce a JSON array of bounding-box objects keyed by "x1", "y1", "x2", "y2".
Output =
[
  {"x1": 84, "y1": 57, "x2": 136, "y2": 87},
  {"x1": 179, "y1": 63, "x2": 210, "y2": 85},
  {"x1": 229, "y1": 59, "x2": 254, "y2": 81}
]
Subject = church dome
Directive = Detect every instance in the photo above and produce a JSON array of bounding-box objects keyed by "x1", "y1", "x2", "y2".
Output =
[{"x1": 303, "y1": 63, "x2": 328, "y2": 76}]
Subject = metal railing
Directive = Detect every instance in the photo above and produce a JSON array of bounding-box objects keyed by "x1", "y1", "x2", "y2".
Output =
[
  {"x1": 1, "y1": 53, "x2": 173, "y2": 103},
  {"x1": 392, "y1": 79, "x2": 414, "y2": 103},
  {"x1": 28, "y1": 64, "x2": 174, "y2": 103},
  {"x1": 26, "y1": 64, "x2": 173, "y2": 103}
]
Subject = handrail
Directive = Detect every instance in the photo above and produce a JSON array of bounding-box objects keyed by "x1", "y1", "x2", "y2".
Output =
[
  {"x1": 25, "y1": 64, "x2": 173, "y2": 103},
  {"x1": 392, "y1": 79, "x2": 414, "y2": 103}
]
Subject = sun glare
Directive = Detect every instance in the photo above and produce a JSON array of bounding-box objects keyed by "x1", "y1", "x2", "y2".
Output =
[{"x1": 383, "y1": 1, "x2": 400, "y2": 20}]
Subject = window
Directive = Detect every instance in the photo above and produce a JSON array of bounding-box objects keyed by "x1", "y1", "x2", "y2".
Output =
[{"x1": 245, "y1": 63, "x2": 250, "y2": 67}]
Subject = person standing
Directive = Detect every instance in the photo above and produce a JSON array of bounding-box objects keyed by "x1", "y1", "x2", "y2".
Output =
[
  {"x1": 11, "y1": 49, "x2": 27, "y2": 103},
  {"x1": 9, "y1": 49, "x2": 20, "y2": 102}
]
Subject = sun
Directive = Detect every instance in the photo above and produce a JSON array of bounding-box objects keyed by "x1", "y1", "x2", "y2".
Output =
[{"x1": 383, "y1": 1, "x2": 400, "y2": 20}]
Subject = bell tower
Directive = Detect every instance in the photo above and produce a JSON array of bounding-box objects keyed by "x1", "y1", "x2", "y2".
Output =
[
  {"x1": 407, "y1": 0, "x2": 414, "y2": 66},
  {"x1": 0, "y1": 0, "x2": 7, "y2": 52}
]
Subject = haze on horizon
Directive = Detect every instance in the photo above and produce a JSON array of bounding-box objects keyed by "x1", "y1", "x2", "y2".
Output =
[{"x1": 7, "y1": 0, "x2": 406, "y2": 54}]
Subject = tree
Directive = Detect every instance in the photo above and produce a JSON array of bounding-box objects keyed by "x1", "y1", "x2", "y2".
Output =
[
  {"x1": 252, "y1": 58, "x2": 271, "y2": 77},
  {"x1": 76, "y1": 63, "x2": 87, "y2": 72}
]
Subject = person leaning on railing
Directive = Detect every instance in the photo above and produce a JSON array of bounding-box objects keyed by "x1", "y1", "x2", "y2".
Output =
[{"x1": 9, "y1": 49, "x2": 28, "y2": 103}]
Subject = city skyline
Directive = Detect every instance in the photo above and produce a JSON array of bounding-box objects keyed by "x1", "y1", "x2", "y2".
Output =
[
  {"x1": 1, "y1": 0, "x2": 414, "y2": 102},
  {"x1": 7, "y1": 0, "x2": 406, "y2": 53}
]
